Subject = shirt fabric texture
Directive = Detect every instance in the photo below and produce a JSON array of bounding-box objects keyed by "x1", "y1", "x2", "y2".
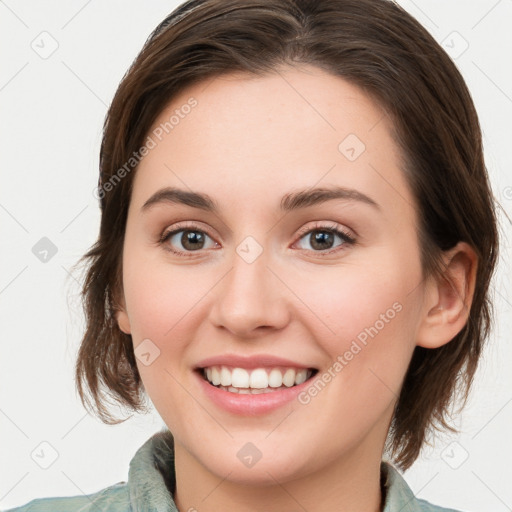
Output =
[{"x1": 2, "y1": 430, "x2": 465, "y2": 512}]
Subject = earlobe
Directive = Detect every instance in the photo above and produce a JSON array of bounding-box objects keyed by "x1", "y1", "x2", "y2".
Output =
[
  {"x1": 416, "y1": 241, "x2": 478, "y2": 349},
  {"x1": 115, "y1": 309, "x2": 132, "y2": 335},
  {"x1": 111, "y1": 288, "x2": 131, "y2": 335}
]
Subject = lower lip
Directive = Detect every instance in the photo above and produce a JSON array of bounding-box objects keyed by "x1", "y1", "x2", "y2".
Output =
[{"x1": 195, "y1": 370, "x2": 314, "y2": 416}]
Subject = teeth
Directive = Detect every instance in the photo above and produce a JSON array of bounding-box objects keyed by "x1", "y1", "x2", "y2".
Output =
[
  {"x1": 218, "y1": 385, "x2": 289, "y2": 394},
  {"x1": 232, "y1": 368, "x2": 250, "y2": 388},
  {"x1": 202, "y1": 365, "x2": 312, "y2": 390},
  {"x1": 268, "y1": 368, "x2": 283, "y2": 387},
  {"x1": 282, "y1": 368, "x2": 296, "y2": 387},
  {"x1": 220, "y1": 367, "x2": 231, "y2": 386},
  {"x1": 249, "y1": 368, "x2": 268, "y2": 389},
  {"x1": 295, "y1": 369, "x2": 308, "y2": 385},
  {"x1": 211, "y1": 367, "x2": 221, "y2": 385}
]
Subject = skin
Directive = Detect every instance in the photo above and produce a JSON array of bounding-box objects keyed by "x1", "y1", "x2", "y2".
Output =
[{"x1": 115, "y1": 65, "x2": 477, "y2": 512}]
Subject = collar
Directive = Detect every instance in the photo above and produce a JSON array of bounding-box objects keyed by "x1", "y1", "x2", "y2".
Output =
[{"x1": 127, "y1": 429, "x2": 424, "y2": 512}]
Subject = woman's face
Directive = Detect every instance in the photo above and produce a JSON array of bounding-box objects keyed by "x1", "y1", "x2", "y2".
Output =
[{"x1": 116, "y1": 65, "x2": 429, "y2": 484}]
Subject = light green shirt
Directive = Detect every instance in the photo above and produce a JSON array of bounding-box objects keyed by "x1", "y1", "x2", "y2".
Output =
[{"x1": 2, "y1": 430, "x2": 464, "y2": 512}]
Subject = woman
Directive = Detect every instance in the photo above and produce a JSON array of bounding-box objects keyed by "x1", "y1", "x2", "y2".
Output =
[{"x1": 5, "y1": 0, "x2": 499, "y2": 510}]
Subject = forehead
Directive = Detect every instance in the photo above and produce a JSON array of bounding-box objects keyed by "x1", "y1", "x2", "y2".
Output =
[{"x1": 130, "y1": 65, "x2": 415, "y2": 224}]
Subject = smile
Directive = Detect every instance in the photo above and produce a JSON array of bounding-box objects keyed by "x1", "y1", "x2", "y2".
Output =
[{"x1": 201, "y1": 366, "x2": 317, "y2": 394}]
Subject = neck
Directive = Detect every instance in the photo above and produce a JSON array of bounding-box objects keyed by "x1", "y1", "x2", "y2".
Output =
[{"x1": 173, "y1": 435, "x2": 385, "y2": 512}]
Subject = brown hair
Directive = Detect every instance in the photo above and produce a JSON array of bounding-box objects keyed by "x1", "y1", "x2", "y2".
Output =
[{"x1": 73, "y1": 0, "x2": 499, "y2": 470}]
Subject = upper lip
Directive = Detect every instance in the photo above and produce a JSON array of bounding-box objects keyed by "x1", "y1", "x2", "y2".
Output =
[{"x1": 195, "y1": 354, "x2": 315, "y2": 370}]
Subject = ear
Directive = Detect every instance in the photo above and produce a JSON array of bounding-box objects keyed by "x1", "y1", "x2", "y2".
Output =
[
  {"x1": 416, "y1": 241, "x2": 478, "y2": 349},
  {"x1": 113, "y1": 295, "x2": 132, "y2": 335}
]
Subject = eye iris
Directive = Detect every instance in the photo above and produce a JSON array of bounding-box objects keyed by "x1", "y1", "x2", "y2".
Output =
[
  {"x1": 311, "y1": 231, "x2": 334, "y2": 250},
  {"x1": 182, "y1": 230, "x2": 205, "y2": 250}
]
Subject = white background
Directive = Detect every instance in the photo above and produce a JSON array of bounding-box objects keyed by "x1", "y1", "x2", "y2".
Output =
[{"x1": 1, "y1": 1, "x2": 511, "y2": 510}]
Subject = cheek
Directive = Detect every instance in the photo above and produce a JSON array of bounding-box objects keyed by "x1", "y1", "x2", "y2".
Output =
[
  {"x1": 292, "y1": 246, "x2": 422, "y2": 401},
  {"x1": 121, "y1": 250, "x2": 219, "y2": 405},
  {"x1": 121, "y1": 253, "x2": 206, "y2": 422},
  {"x1": 122, "y1": 248, "x2": 206, "y2": 342},
  {"x1": 292, "y1": 247, "x2": 421, "y2": 348}
]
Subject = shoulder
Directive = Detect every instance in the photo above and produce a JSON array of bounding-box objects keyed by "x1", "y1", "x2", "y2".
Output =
[
  {"x1": 415, "y1": 497, "x2": 465, "y2": 512},
  {"x1": 1, "y1": 481, "x2": 130, "y2": 512},
  {"x1": 382, "y1": 462, "x2": 467, "y2": 512},
  {"x1": 416, "y1": 496, "x2": 466, "y2": 512},
  {"x1": 2, "y1": 430, "x2": 176, "y2": 512}
]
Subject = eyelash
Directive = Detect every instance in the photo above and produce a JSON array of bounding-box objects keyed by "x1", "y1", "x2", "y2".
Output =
[{"x1": 158, "y1": 221, "x2": 357, "y2": 257}]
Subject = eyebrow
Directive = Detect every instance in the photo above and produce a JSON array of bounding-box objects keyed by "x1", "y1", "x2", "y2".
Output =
[{"x1": 140, "y1": 185, "x2": 380, "y2": 214}]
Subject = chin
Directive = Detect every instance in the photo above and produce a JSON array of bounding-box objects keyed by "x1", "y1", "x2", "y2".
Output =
[
  {"x1": 210, "y1": 458, "x2": 309, "y2": 487},
  {"x1": 192, "y1": 437, "x2": 317, "y2": 486}
]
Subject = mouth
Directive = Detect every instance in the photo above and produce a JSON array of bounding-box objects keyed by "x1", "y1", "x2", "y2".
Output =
[{"x1": 196, "y1": 365, "x2": 319, "y2": 394}]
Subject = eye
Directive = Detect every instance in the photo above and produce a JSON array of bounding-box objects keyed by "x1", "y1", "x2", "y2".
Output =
[
  {"x1": 159, "y1": 222, "x2": 218, "y2": 256},
  {"x1": 293, "y1": 222, "x2": 356, "y2": 255},
  {"x1": 158, "y1": 221, "x2": 356, "y2": 257}
]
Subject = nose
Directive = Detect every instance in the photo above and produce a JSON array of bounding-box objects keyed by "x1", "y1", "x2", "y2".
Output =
[{"x1": 208, "y1": 243, "x2": 291, "y2": 338}]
